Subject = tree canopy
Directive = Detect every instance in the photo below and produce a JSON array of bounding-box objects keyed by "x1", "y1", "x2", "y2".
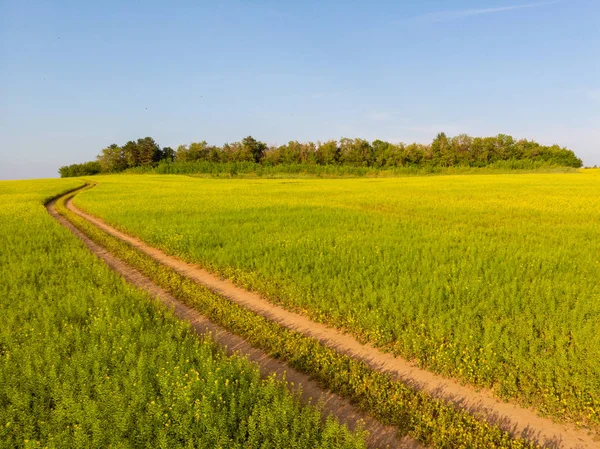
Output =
[{"x1": 59, "y1": 133, "x2": 583, "y2": 177}]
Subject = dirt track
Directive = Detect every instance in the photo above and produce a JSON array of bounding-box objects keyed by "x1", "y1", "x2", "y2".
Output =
[
  {"x1": 47, "y1": 191, "x2": 420, "y2": 449},
  {"x1": 56, "y1": 185, "x2": 598, "y2": 449}
]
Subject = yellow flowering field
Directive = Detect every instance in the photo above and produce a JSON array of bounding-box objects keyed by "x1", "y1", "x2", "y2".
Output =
[
  {"x1": 0, "y1": 179, "x2": 365, "y2": 448},
  {"x1": 75, "y1": 170, "x2": 600, "y2": 429}
]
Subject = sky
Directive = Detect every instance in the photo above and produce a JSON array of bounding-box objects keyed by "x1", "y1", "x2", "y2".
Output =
[{"x1": 1, "y1": 0, "x2": 599, "y2": 179}]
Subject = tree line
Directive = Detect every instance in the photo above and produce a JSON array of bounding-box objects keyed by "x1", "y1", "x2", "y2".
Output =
[{"x1": 59, "y1": 133, "x2": 583, "y2": 177}]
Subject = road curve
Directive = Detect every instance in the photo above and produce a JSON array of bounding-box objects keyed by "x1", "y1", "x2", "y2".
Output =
[
  {"x1": 62, "y1": 184, "x2": 598, "y2": 449},
  {"x1": 47, "y1": 187, "x2": 420, "y2": 449}
]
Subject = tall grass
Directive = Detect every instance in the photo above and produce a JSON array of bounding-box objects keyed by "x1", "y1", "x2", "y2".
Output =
[
  {"x1": 74, "y1": 170, "x2": 600, "y2": 430},
  {"x1": 57, "y1": 187, "x2": 541, "y2": 449},
  {"x1": 0, "y1": 179, "x2": 365, "y2": 448}
]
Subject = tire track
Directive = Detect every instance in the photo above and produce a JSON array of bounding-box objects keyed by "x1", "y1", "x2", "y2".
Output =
[
  {"x1": 47, "y1": 189, "x2": 420, "y2": 449},
  {"x1": 66, "y1": 185, "x2": 597, "y2": 449}
]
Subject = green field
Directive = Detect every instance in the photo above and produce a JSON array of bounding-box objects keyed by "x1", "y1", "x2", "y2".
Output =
[
  {"x1": 74, "y1": 171, "x2": 600, "y2": 429},
  {"x1": 0, "y1": 179, "x2": 365, "y2": 448}
]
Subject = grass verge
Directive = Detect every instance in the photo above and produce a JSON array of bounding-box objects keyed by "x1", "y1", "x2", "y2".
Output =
[
  {"x1": 1, "y1": 180, "x2": 365, "y2": 449},
  {"x1": 56, "y1": 186, "x2": 541, "y2": 449}
]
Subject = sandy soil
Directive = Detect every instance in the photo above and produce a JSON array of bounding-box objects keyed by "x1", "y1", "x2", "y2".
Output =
[
  {"x1": 47, "y1": 190, "x2": 420, "y2": 449},
  {"x1": 57, "y1": 185, "x2": 598, "y2": 449}
]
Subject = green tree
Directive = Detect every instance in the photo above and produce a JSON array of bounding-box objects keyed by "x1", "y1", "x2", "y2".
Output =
[
  {"x1": 188, "y1": 141, "x2": 210, "y2": 161},
  {"x1": 470, "y1": 137, "x2": 488, "y2": 166},
  {"x1": 263, "y1": 145, "x2": 282, "y2": 165},
  {"x1": 175, "y1": 144, "x2": 189, "y2": 162},
  {"x1": 208, "y1": 145, "x2": 223, "y2": 163},
  {"x1": 58, "y1": 161, "x2": 102, "y2": 177},
  {"x1": 450, "y1": 134, "x2": 473, "y2": 166},
  {"x1": 223, "y1": 142, "x2": 252, "y2": 162},
  {"x1": 403, "y1": 143, "x2": 426, "y2": 166},
  {"x1": 275, "y1": 141, "x2": 312, "y2": 164},
  {"x1": 372, "y1": 140, "x2": 390, "y2": 167},
  {"x1": 494, "y1": 134, "x2": 516, "y2": 161},
  {"x1": 431, "y1": 132, "x2": 453, "y2": 166},
  {"x1": 97, "y1": 144, "x2": 127, "y2": 172},
  {"x1": 275, "y1": 143, "x2": 296, "y2": 164},
  {"x1": 72, "y1": 133, "x2": 584, "y2": 175},
  {"x1": 316, "y1": 140, "x2": 339, "y2": 165},
  {"x1": 160, "y1": 147, "x2": 175, "y2": 162},
  {"x1": 386, "y1": 143, "x2": 408, "y2": 167},
  {"x1": 482, "y1": 137, "x2": 499, "y2": 163},
  {"x1": 339, "y1": 138, "x2": 374, "y2": 166},
  {"x1": 242, "y1": 136, "x2": 267, "y2": 163},
  {"x1": 137, "y1": 137, "x2": 161, "y2": 165},
  {"x1": 123, "y1": 140, "x2": 140, "y2": 167}
]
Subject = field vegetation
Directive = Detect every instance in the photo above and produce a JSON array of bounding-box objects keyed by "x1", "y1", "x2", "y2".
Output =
[
  {"x1": 73, "y1": 171, "x2": 600, "y2": 430},
  {"x1": 134, "y1": 159, "x2": 579, "y2": 178},
  {"x1": 57, "y1": 185, "x2": 540, "y2": 449},
  {"x1": 0, "y1": 180, "x2": 366, "y2": 448}
]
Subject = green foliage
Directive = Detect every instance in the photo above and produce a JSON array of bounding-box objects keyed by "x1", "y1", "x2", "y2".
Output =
[
  {"x1": 264, "y1": 141, "x2": 318, "y2": 165},
  {"x1": 136, "y1": 137, "x2": 161, "y2": 166},
  {"x1": 242, "y1": 136, "x2": 267, "y2": 163},
  {"x1": 0, "y1": 180, "x2": 366, "y2": 449},
  {"x1": 172, "y1": 133, "x2": 581, "y2": 169},
  {"x1": 59, "y1": 133, "x2": 583, "y2": 177},
  {"x1": 339, "y1": 138, "x2": 374, "y2": 166},
  {"x1": 125, "y1": 159, "x2": 576, "y2": 177},
  {"x1": 59, "y1": 185, "x2": 542, "y2": 449},
  {"x1": 75, "y1": 173, "x2": 600, "y2": 432},
  {"x1": 160, "y1": 147, "x2": 175, "y2": 162},
  {"x1": 122, "y1": 140, "x2": 141, "y2": 167},
  {"x1": 60, "y1": 137, "x2": 169, "y2": 177},
  {"x1": 58, "y1": 161, "x2": 101, "y2": 178},
  {"x1": 316, "y1": 140, "x2": 341, "y2": 165},
  {"x1": 97, "y1": 143, "x2": 128, "y2": 173}
]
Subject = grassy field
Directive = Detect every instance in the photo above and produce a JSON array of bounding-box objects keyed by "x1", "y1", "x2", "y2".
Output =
[
  {"x1": 0, "y1": 179, "x2": 366, "y2": 448},
  {"x1": 74, "y1": 171, "x2": 600, "y2": 429},
  {"x1": 58, "y1": 184, "x2": 546, "y2": 449}
]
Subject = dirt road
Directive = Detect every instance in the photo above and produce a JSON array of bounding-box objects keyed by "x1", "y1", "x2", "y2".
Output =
[
  {"x1": 47, "y1": 188, "x2": 420, "y2": 449},
  {"x1": 52, "y1": 185, "x2": 598, "y2": 449}
]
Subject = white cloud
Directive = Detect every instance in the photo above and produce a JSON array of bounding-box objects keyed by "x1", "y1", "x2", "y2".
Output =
[{"x1": 409, "y1": 1, "x2": 560, "y2": 23}]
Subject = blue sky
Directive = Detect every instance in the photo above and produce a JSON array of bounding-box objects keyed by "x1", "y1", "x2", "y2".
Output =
[{"x1": 1, "y1": 0, "x2": 599, "y2": 179}]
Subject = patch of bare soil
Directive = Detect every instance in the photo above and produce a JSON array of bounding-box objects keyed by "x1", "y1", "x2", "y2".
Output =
[
  {"x1": 47, "y1": 193, "x2": 419, "y2": 449},
  {"x1": 63, "y1": 187, "x2": 598, "y2": 449}
]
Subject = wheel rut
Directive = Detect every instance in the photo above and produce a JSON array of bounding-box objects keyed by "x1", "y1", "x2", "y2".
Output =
[
  {"x1": 47, "y1": 188, "x2": 420, "y2": 449},
  {"x1": 56, "y1": 184, "x2": 598, "y2": 449}
]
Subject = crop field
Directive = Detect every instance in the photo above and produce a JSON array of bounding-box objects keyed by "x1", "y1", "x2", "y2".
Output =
[
  {"x1": 0, "y1": 179, "x2": 366, "y2": 448},
  {"x1": 73, "y1": 171, "x2": 600, "y2": 431}
]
